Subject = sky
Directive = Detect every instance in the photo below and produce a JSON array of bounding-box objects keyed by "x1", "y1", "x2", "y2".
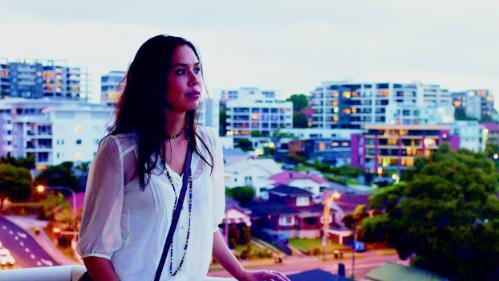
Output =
[{"x1": 1, "y1": 0, "x2": 498, "y2": 109}]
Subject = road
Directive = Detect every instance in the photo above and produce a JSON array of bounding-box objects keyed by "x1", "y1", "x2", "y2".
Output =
[
  {"x1": 208, "y1": 248, "x2": 408, "y2": 280},
  {"x1": 0, "y1": 216, "x2": 58, "y2": 268}
]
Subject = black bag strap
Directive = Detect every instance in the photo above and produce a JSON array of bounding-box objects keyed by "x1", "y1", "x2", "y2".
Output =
[{"x1": 154, "y1": 142, "x2": 193, "y2": 281}]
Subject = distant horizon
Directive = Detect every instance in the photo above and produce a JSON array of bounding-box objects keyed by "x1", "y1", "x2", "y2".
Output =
[{"x1": 1, "y1": 1, "x2": 498, "y2": 109}]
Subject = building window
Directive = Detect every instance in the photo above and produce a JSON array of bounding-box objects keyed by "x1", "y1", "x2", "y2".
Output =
[
  {"x1": 278, "y1": 216, "x2": 295, "y2": 226},
  {"x1": 296, "y1": 196, "x2": 310, "y2": 207},
  {"x1": 244, "y1": 176, "x2": 252, "y2": 186}
]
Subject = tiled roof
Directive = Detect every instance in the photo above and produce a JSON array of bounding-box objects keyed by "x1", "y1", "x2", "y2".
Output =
[
  {"x1": 269, "y1": 184, "x2": 313, "y2": 196},
  {"x1": 335, "y1": 194, "x2": 369, "y2": 213},
  {"x1": 246, "y1": 199, "x2": 324, "y2": 216},
  {"x1": 481, "y1": 122, "x2": 499, "y2": 132},
  {"x1": 269, "y1": 171, "x2": 327, "y2": 185},
  {"x1": 288, "y1": 269, "x2": 353, "y2": 281}
]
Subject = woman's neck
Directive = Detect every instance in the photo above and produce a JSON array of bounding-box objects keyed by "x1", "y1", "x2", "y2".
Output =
[{"x1": 165, "y1": 110, "x2": 187, "y2": 137}]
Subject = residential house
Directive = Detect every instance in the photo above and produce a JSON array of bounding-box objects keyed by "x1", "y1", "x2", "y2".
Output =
[
  {"x1": 268, "y1": 171, "x2": 328, "y2": 196},
  {"x1": 246, "y1": 185, "x2": 334, "y2": 239},
  {"x1": 224, "y1": 158, "x2": 282, "y2": 197}
]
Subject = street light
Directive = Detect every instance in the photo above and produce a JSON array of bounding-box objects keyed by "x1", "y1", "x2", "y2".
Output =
[
  {"x1": 322, "y1": 191, "x2": 341, "y2": 261},
  {"x1": 36, "y1": 185, "x2": 79, "y2": 250},
  {"x1": 35, "y1": 185, "x2": 77, "y2": 218}
]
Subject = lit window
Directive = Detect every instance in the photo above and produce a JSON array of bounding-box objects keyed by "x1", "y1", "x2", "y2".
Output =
[
  {"x1": 74, "y1": 125, "x2": 83, "y2": 134},
  {"x1": 278, "y1": 216, "x2": 295, "y2": 226},
  {"x1": 343, "y1": 91, "x2": 351, "y2": 98},
  {"x1": 75, "y1": 151, "x2": 83, "y2": 160},
  {"x1": 296, "y1": 196, "x2": 310, "y2": 207}
]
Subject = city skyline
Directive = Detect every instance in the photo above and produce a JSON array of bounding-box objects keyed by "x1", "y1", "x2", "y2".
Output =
[{"x1": 1, "y1": 0, "x2": 498, "y2": 110}]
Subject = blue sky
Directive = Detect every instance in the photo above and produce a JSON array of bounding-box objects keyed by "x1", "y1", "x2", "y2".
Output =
[{"x1": 1, "y1": 0, "x2": 498, "y2": 108}]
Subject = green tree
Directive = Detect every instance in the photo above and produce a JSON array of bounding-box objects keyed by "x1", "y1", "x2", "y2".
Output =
[
  {"x1": 236, "y1": 138, "x2": 253, "y2": 152},
  {"x1": 230, "y1": 186, "x2": 256, "y2": 205},
  {"x1": 219, "y1": 107, "x2": 227, "y2": 136},
  {"x1": 360, "y1": 144, "x2": 499, "y2": 280},
  {"x1": 34, "y1": 162, "x2": 79, "y2": 191},
  {"x1": 0, "y1": 163, "x2": 32, "y2": 211},
  {"x1": 250, "y1": 131, "x2": 262, "y2": 138},
  {"x1": 0, "y1": 155, "x2": 35, "y2": 170},
  {"x1": 286, "y1": 94, "x2": 309, "y2": 111},
  {"x1": 292, "y1": 112, "x2": 309, "y2": 128}
]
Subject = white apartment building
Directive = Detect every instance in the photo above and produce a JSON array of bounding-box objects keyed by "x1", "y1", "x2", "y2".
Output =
[
  {"x1": 197, "y1": 97, "x2": 220, "y2": 133},
  {"x1": 311, "y1": 82, "x2": 453, "y2": 129},
  {"x1": 279, "y1": 128, "x2": 363, "y2": 139},
  {"x1": 219, "y1": 87, "x2": 276, "y2": 102},
  {"x1": 101, "y1": 71, "x2": 125, "y2": 105},
  {"x1": 450, "y1": 121, "x2": 487, "y2": 152},
  {"x1": 225, "y1": 93, "x2": 292, "y2": 137},
  {"x1": 0, "y1": 98, "x2": 113, "y2": 167}
]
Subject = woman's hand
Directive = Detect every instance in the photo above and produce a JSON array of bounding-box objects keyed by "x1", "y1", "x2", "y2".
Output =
[{"x1": 237, "y1": 269, "x2": 290, "y2": 281}]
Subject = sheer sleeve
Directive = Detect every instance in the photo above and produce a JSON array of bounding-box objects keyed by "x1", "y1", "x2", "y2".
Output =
[
  {"x1": 209, "y1": 128, "x2": 226, "y2": 232},
  {"x1": 77, "y1": 135, "x2": 124, "y2": 259}
]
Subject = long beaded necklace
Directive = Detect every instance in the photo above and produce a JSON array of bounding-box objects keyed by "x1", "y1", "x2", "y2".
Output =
[{"x1": 164, "y1": 164, "x2": 193, "y2": 276}]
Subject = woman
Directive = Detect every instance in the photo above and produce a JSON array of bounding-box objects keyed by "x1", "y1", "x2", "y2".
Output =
[{"x1": 77, "y1": 35, "x2": 289, "y2": 281}]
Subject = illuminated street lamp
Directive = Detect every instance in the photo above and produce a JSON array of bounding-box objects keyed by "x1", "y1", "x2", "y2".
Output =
[
  {"x1": 322, "y1": 191, "x2": 341, "y2": 260},
  {"x1": 35, "y1": 185, "x2": 76, "y2": 218}
]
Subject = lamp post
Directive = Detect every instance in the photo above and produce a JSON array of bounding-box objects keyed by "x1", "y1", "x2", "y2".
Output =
[
  {"x1": 36, "y1": 184, "x2": 78, "y2": 248},
  {"x1": 36, "y1": 185, "x2": 77, "y2": 218},
  {"x1": 322, "y1": 191, "x2": 341, "y2": 261}
]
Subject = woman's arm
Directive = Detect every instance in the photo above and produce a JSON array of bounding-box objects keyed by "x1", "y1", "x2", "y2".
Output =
[
  {"x1": 83, "y1": 257, "x2": 120, "y2": 281},
  {"x1": 212, "y1": 230, "x2": 289, "y2": 281}
]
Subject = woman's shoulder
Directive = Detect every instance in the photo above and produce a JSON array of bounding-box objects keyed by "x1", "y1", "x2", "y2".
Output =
[
  {"x1": 100, "y1": 133, "x2": 138, "y2": 157},
  {"x1": 195, "y1": 125, "x2": 217, "y2": 146}
]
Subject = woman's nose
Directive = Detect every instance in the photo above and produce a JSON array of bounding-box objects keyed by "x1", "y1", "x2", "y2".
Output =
[{"x1": 188, "y1": 70, "x2": 200, "y2": 86}]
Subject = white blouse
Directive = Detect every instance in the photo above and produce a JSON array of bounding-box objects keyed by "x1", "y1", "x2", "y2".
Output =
[{"x1": 77, "y1": 126, "x2": 226, "y2": 281}]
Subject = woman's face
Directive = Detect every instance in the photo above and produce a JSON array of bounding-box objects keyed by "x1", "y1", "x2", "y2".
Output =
[{"x1": 166, "y1": 45, "x2": 203, "y2": 112}]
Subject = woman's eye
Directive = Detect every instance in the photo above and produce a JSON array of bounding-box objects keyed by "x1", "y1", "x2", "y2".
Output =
[
  {"x1": 194, "y1": 67, "x2": 201, "y2": 74},
  {"x1": 175, "y1": 69, "x2": 186, "y2": 75}
]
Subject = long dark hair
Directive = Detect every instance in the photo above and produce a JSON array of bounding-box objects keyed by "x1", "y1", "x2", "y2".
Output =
[{"x1": 109, "y1": 35, "x2": 213, "y2": 189}]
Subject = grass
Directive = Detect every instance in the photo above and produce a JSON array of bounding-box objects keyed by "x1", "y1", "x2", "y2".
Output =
[
  {"x1": 288, "y1": 238, "x2": 348, "y2": 255},
  {"x1": 346, "y1": 179, "x2": 361, "y2": 186},
  {"x1": 231, "y1": 241, "x2": 274, "y2": 260}
]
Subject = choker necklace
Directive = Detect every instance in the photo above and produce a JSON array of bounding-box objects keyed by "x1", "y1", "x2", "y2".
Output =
[{"x1": 166, "y1": 128, "x2": 185, "y2": 140}]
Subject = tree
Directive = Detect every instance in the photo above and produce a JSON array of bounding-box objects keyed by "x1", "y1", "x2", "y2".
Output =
[
  {"x1": 359, "y1": 144, "x2": 499, "y2": 280},
  {"x1": 230, "y1": 186, "x2": 256, "y2": 205},
  {"x1": 286, "y1": 94, "x2": 308, "y2": 111},
  {"x1": 236, "y1": 138, "x2": 253, "y2": 152},
  {"x1": 34, "y1": 162, "x2": 79, "y2": 191},
  {"x1": 219, "y1": 107, "x2": 227, "y2": 136},
  {"x1": 0, "y1": 163, "x2": 32, "y2": 211},
  {"x1": 0, "y1": 155, "x2": 35, "y2": 170},
  {"x1": 292, "y1": 112, "x2": 309, "y2": 128}
]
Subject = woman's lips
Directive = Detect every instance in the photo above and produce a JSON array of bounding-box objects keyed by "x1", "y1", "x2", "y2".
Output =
[{"x1": 185, "y1": 90, "x2": 201, "y2": 99}]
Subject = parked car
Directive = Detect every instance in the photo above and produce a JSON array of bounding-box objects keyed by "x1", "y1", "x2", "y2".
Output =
[
  {"x1": 0, "y1": 248, "x2": 15, "y2": 266},
  {"x1": 333, "y1": 249, "x2": 344, "y2": 258},
  {"x1": 348, "y1": 241, "x2": 366, "y2": 253}
]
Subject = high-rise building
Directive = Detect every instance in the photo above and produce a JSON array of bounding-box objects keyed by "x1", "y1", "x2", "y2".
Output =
[
  {"x1": 225, "y1": 92, "x2": 292, "y2": 137},
  {"x1": 0, "y1": 98, "x2": 112, "y2": 167},
  {"x1": 197, "y1": 97, "x2": 220, "y2": 133},
  {"x1": 219, "y1": 87, "x2": 276, "y2": 102},
  {"x1": 452, "y1": 90, "x2": 494, "y2": 120},
  {"x1": 0, "y1": 59, "x2": 88, "y2": 100},
  {"x1": 310, "y1": 82, "x2": 453, "y2": 129},
  {"x1": 351, "y1": 124, "x2": 459, "y2": 174},
  {"x1": 101, "y1": 71, "x2": 125, "y2": 105}
]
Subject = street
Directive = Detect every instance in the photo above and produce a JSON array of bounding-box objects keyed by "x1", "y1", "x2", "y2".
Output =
[
  {"x1": 208, "y1": 248, "x2": 408, "y2": 280},
  {"x1": 0, "y1": 216, "x2": 58, "y2": 269}
]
